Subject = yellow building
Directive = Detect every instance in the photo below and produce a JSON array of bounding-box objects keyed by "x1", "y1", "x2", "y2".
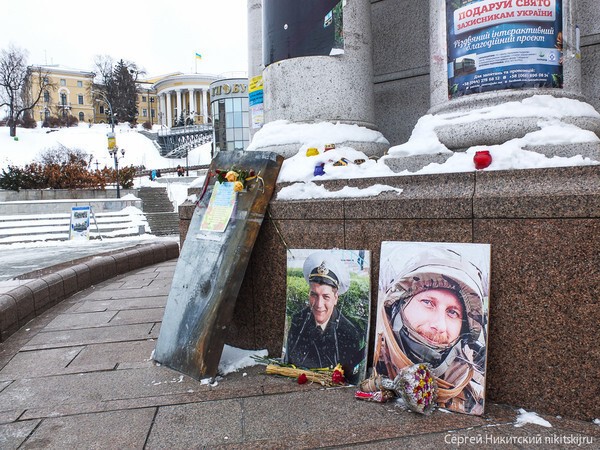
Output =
[
  {"x1": 25, "y1": 65, "x2": 236, "y2": 128},
  {"x1": 27, "y1": 65, "x2": 96, "y2": 124},
  {"x1": 135, "y1": 78, "x2": 158, "y2": 126}
]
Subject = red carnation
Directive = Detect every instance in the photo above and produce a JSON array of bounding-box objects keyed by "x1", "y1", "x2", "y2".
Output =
[
  {"x1": 332, "y1": 370, "x2": 345, "y2": 385},
  {"x1": 298, "y1": 373, "x2": 308, "y2": 384}
]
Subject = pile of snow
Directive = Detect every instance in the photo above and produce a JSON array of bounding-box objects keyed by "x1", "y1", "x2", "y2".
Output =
[
  {"x1": 246, "y1": 120, "x2": 388, "y2": 151},
  {"x1": 514, "y1": 408, "x2": 552, "y2": 428}
]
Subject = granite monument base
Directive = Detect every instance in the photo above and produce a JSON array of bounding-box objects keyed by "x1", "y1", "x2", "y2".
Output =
[{"x1": 180, "y1": 165, "x2": 599, "y2": 421}]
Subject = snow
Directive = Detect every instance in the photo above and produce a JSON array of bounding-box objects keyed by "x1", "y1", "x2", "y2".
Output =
[
  {"x1": 514, "y1": 408, "x2": 552, "y2": 428},
  {"x1": 593, "y1": 419, "x2": 600, "y2": 426},
  {"x1": 1, "y1": 94, "x2": 598, "y2": 207},
  {"x1": 0, "y1": 122, "x2": 212, "y2": 175},
  {"x1": 246, "y1": 120, "x2": 389, "y2": 151},
  {"x1": 278, "y1": 182, "x2": 402, "y2": 200},
  {"x1": 254, "y1": 95, "x2": 599, "y2": 200},
  {"x1": 217, "y1": 344, "x2": 268, "y2": 375}
]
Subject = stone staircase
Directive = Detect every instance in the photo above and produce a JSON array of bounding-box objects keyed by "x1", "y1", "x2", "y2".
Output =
[
  {"x1": 137, "y1": 187, "x2": 180, "y2": 236},
  {"x1": 0, "y1": 210, "x2": 149, "y2": 244}
]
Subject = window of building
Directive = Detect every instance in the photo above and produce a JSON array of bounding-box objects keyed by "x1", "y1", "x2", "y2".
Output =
[
  {"x1": 99, "y1": 105, "x2": 105, "y2": 114},
  {"x1": 60, "y1": 93, "x2": 67, "y2": 105},
  {"x1": 79, "y1": 112, "x2": 84, "y2": 121},
  {"x1": 43, "y1": 77, "x2": 49, "y2": 85},
  {"x1": 78, "y1": 95, "x2": 84, "y2": 105},
  {"x1": 142, "y1": 109, "x2": 148, "y2": 118},
  {"x1": 151, "y1": 109, "x2": 155, "y2": 118},
  {"x1": 142, "y1": 96, "x2": 147, "y2": 102},
  {"x1": 77, "y1": 81, "x2": 83, "y2": 87},
  {"x1": 44, "y1": 91, "x2": 50, "y2": 103},
  {"x1": 60, "y1": 79, "x2": 66, "y2": 86}
]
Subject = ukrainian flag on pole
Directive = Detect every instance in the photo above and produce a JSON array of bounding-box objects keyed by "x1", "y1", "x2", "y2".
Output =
[{"x1": 195, "y1": 52, "x2": 202, "y2": 60}]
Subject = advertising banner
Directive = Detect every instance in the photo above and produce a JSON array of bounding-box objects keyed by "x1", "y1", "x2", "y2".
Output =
[
  {"x1": 69, "y1": 206, "x2": 91, "y2": 241},
  {"x1": 263, "y1": 0, "x2": 344, "y2": 66},
  {"x1": 249, "y1": 75, "x2": 264, "y2": 129},
  {"x1": 446, "y1": 0, "x2": 563, "y2": 98}
]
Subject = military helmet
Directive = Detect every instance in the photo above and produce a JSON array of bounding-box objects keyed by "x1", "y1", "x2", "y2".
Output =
[{"x1": 384, "y1": 248, "x2": 486, "y2": 342}]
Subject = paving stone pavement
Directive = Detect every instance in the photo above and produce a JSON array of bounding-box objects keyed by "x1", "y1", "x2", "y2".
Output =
[{"x1": 0, "y1": 260, "x2": 598, "y2": 449}]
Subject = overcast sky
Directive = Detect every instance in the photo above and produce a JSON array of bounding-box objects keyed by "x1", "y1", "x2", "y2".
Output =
[{"x1": 2, "y1": 0, "x2": 248, "y2": 78}]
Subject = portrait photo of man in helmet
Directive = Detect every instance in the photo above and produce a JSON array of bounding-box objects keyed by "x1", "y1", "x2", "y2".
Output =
[
  {"x1": 373, "y1": 242, "x2": 490, "y2": 415},
  {"x1": 283, "y1": 249, "x2": 371, "y2": 385}
]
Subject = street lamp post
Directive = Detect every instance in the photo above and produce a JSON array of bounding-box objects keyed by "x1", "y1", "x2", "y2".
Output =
[
  {"x1": 97, "y1": 94, "x2": 122, "y2": 198},
  {"x1": 109, "y1": 148, "x2": 126, "y2": 198},
  {"x1": 96, "y1": 95, "x2": 115, "y2": 133}
]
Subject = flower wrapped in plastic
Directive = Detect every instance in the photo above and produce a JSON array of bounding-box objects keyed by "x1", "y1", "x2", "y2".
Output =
[
  {"x1": 356, "y1": 363, "x2": 438, "y2": 415},
  {"x1": 394, "y1": 363, "x2": 437, "y2": 415}
]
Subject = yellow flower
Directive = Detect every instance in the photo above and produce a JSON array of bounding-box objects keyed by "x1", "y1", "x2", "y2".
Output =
[
  {"x1": 233, "y1": 181, "x2": 244, "y2": 192},
  {"x1": 225, "y1": 170, "x2": 239, "y2": 182}
]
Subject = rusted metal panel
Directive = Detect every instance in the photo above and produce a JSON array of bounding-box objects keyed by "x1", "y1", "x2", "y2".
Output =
[{"x1": 154, "y1": 151, "x2": 283, "y2": 380}]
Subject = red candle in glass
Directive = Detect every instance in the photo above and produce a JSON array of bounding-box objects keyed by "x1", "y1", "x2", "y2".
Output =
[{"x1": 474, "y1": 150, "x2": 492, "y2": 170}]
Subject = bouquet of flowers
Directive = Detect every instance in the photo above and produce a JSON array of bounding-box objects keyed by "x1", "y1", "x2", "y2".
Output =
[
  {"x1": 356, "y1": 363, "x2": 438, "y2": 415},
  {"x1": 253, "y1": 356, "x2": 346, "y2": 387},
  {"x1": 395, "y1": 363, "x2": 437, "y2": 414},
  {"x1": 215, "y1": 167, "x2": 257, "y2": 192}
]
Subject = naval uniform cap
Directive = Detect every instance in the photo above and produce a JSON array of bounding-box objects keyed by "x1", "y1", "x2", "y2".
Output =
[{"x1": 303, "y1": 250, "x2": 350, "y2": 295}]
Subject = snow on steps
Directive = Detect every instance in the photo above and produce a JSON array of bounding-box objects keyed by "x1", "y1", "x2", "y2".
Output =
[{"x1": 0, "y1": 207, "x2": 151, "y2": 244}]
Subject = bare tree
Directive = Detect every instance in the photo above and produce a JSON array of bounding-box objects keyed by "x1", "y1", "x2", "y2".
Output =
[{"x1": 0, "y1": 45, "x2": 49, "y2": 137}]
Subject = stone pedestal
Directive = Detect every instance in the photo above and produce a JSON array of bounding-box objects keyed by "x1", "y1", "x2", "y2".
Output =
[
  {"x1": 385, "y1": 0, "x2": 600, "y2": 172},
  {"x1": 179, "y1": 165, "x2": 600, "y2": 421},
  {"x1": 429, "y1": 0, "x2": 600, "y2": 150},
  {"x1": 248, "y1": 0, "x2": 387, "y2": 158}
]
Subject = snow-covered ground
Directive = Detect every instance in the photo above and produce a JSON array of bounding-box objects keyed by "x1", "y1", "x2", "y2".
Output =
[{"x1": 2, "y1": 94, "x2": 599, "y2": 209}]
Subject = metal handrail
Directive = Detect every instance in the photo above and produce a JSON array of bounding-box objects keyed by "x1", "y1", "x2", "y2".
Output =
[{"x1": 158, "y1": 124, "x2": 213, "y2": 137}]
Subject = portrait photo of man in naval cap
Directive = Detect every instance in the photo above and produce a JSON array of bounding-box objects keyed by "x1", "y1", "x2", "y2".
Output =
[
  {"x1": 374, "y1": 242, "x2": 490, "y2": 415},
  {"x1": 283, "y1": 249, "x2": 371, "y2": 385}
]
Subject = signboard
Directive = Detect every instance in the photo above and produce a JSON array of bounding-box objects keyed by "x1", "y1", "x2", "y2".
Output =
[
  {"x1": 446, "y1": 0, "x2": 563, "y2": 98},
  {"x1": 249, "y1": 75, "x2": 264, "y2": 129},
  {"x1": 107, "y1": 132, "x2": 116, "y2": 150},
  {"x1": 69, "y1": 206, "x2": 91, "y2": 241},
  {"x1": 374, "y1": 242, "x2": 491, "y2": 415},
  {"x1": 199, "y1": 181, "x2": 236, "y2": 233},
  {"x1": 263, "y1": 0, "x2": 345, "y2": 66}
]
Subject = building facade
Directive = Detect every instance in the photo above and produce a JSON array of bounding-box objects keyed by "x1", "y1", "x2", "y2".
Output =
[
  {"x1": 134, "y1": 78, "x2": 158, "y2": 126},
  {"x1": 27, "y1": 65, "x2": 95, "y2": 125},
  {"x1": 25, "y1": 67, "x2": 219, "y2": 128},
  {"x1": 210, "y1": 78, "x2": 250, "y2": 152},
  {"x1": 153, "y1": 73, "x2": 218, "y2": 128}
]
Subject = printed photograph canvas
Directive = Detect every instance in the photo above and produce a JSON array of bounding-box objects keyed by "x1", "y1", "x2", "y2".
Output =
[
  {"x1": 283, "y1": 249, "x2": 371, "y2": 385},
  {"x1": 374, "y1": 242, "x2": 491, "y2": 415}
]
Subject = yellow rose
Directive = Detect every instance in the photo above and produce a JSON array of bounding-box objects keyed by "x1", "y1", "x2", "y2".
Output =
[
  {"x1": 225, "y1": 170, "x2": 239, "y2": 182},
  {"x1": 233, "y1": 181, "x2": 244, "y2": 192}
]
